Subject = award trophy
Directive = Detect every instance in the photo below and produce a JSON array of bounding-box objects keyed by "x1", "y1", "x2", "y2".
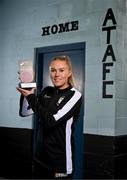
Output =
[{"x1": 18, "y1": 60, "x2": 36, "y2": 88}]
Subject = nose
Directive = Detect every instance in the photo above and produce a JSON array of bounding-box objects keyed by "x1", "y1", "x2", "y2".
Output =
[{"x1": 55, "y1": 70, "x2": 60, "y2": 76}]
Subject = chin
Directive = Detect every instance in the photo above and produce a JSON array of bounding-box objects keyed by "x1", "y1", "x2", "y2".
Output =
[
  {"x1": 54, "y1": 84, "x2": 62, "y2": 88},
  {"x1": 55, "y1": 84, "x2": 61, "y2": 88},
  {"x1": 54, "y1": 83, "x2": 62, "y2": 87}
]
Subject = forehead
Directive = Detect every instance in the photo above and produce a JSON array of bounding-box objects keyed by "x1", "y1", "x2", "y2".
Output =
[{"x1": 49, "y1": 59, "x2": 68, "y2": 68}]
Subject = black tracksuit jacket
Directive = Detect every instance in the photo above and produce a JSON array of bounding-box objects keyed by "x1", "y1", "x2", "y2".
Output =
[{"x1": 21, "y1": 85, "x2": 82, "y2": 174}]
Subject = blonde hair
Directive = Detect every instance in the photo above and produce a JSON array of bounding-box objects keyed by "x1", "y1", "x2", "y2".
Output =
[{"x1": 49, "y1": 55, "x2": 75, "y2": 87}]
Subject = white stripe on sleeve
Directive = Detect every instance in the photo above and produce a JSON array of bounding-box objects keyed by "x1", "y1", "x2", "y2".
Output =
[
  {"x1": 66, "y1": 118, "x2": 73, "y2": 174},
  {"x1": 53, "y1": 88, "x2": 81, "y2": 121},
  {"x1": 21, "y1": 97, "x2": 34, "y2": 116}
]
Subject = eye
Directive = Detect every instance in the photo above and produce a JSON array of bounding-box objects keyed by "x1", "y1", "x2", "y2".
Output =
[
  {"x1": 50, "y1": 68, "x2": 56, "y2": 73},
  {"x1": 59, "y1": 69, "x2": 64, "y2": 72}
]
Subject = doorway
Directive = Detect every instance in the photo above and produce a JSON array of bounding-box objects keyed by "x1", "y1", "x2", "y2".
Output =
[{"x1": 34, "y1": 42, "x2": 85, "y2": 179}]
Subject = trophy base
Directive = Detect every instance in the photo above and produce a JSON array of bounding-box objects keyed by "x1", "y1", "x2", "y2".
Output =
[{"x1": 19, "y1": 82, "x2": 36, "y2": 88}]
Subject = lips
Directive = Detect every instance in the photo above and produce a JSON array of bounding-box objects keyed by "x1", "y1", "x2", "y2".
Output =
[{"x1": 54, "y1": 78, "x2": 61, "y2": 82}]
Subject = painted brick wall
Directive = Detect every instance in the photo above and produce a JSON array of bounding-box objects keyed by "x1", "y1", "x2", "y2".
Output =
[
  {"x1": 0, "y1": 0, "x2": 126, "y2": 136},
  {"x1": 115, "y1": 0, "x2": 127, "y2": 135}
]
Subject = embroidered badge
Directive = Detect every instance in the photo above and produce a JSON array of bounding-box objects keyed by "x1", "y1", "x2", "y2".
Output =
[
  {"x1": 44, "y1": 94, "x2": 51, "y2": 98},
  {"x1": 56, "y1": 96, "x2": 65, "y2": 106}
]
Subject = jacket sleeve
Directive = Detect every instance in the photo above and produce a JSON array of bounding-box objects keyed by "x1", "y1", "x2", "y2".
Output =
[
  {"x1": 19, "y1": 95, "x2": 34, "y2": 117},
  {"x1": 26, "y1": 90, "x2": 82, "y2": 128}
]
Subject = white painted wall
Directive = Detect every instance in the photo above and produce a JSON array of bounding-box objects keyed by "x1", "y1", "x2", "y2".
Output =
[
  {"x1": 115, "y1": 0, "x2": 127, "y2": 135},
  {"x1": 0, "y1": 0, "x2": 125, "y2": 136}
]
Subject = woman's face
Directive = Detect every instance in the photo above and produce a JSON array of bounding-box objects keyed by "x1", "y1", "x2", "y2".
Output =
[{"x1": 49, "y1": 59, "x2": 72, "y2": 89}]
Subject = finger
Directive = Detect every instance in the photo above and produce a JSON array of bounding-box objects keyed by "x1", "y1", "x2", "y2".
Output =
[
  {"x1": 16, "y1": 87, "x2": 27, "y2": 93},
  {"x1": 16, "y1": 87, "x2": 22, "y2": 92},
  {"x1": 16, "y1": 87, "x2": 24, "y2": 92},
  {"x1": 31, "y1": 87, "x2": 36, "y2": 92}
]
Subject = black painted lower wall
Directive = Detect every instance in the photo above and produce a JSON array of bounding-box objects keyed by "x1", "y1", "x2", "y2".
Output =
[
  {"x1": 0, "y1": 127, "x2": 33, "y2": 179},
  {"x1": 83, "y1": 134, "x2": 127, "y2": 179},
  {"x1": 0, "y1": 127, "x2": 127, "y2": 179}
]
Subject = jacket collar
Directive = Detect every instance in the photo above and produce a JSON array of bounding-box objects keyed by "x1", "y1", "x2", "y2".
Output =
[{"x1": 55, "y1": 85, "x2": 72, "y2": 93}]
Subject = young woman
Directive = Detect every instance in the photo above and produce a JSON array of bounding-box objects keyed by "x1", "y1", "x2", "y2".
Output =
[{"x1": 17, "y1": 55, "x2": 82, "y2": 179}]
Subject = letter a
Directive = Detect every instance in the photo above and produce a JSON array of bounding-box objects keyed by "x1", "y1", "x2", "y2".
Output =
[
  {"x1": 102, "y1": 45, "x2": 116, "y2": 62},
  {"x1": 102, "y1": 8, "x2": 117, "y2": 26}
]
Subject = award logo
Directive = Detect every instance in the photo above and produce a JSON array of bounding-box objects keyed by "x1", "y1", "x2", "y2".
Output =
[{"x1": 18, "y1": 60, "x2": 36, "y2": 88}]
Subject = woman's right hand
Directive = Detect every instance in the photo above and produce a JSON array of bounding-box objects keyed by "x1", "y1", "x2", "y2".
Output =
[{"x1": 16, "y1": 87, "x2": 35, "y2": 97}]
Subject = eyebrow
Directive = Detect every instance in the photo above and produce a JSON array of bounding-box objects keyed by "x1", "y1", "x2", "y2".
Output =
[{"x1": 50, "y1": 67, "x2": 65, "y2": 70}]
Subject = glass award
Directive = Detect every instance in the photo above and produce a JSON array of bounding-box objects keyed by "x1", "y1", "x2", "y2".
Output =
[{"x1": 18, "y1": 60, "x2": 36, "y2": 88}]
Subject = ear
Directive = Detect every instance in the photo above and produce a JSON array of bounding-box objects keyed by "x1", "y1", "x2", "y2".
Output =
[
  {"x1": 68, "y1": 71, "x2": 72, "y2": 78},
  {"x1": 68, "y1": 70, "x2": 72, "y2": 77}
]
